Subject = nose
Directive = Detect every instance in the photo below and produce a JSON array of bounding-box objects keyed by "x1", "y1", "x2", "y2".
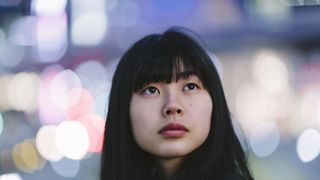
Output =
[{"x1": 162, "y1": 97, "x2": 184, "y2": 117}]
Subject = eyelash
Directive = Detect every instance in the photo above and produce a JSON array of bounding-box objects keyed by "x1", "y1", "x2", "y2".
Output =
[
  {"x1": 141, "y1": 82, "x2": 200, "y2": 96},
  {"x1": 183, "y1": 83, "x2": 200, "y2": 91},
  {"x1": 142, "y1": 86, "x2": 159, "y2": 96}
]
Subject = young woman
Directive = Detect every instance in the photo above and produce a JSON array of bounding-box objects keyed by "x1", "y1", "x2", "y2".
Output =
[{"x1": 100, "y1": 27, "x2": 253, "y2": 180}]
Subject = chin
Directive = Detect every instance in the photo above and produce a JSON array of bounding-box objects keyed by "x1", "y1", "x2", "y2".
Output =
[{"x1": 157, "y1": 149, "x2": 190, "y2": 158}]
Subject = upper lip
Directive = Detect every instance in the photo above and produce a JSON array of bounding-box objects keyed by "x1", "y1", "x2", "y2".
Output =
[{"x1": 159, "y1": 123, "x2": 189, "y2": 133}]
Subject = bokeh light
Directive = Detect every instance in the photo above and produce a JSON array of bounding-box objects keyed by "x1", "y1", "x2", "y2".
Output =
[
  {"x1": 36, "y1": 125, "x2": 63, "y2": 161},
  {"x1": 250, "y1": 121, "x2": 280, "y2": 157},
  {"x1": 55, "y1": 121, "x2": 89, "y2": 160},
  {"x1": 71, "y1": 13, "x2": 108, "y2": 46},
  {"x1": 74, "y1": 60, "x2": 108, "y2": 92},
  {"x1": 0, "y1": 173, "x2": 22, "y2": 180},
  {"x1": 38, "y1": 65, "x2": 65, "y2": 125},
  {"x1": 32, "y1": 0, "x2": 67, "y2": 16},
  {"x1": 12, "y1": 140, "x2": 45, "y2": 173},
  {"x1": 35, "y1": 14, "x2": 68, "y2": 63},
  {"x1": 64, "y1": 88, "x2": 95, "y2": 120},
  {"x1": 252, "y1": 50, "x2": 289, "y2": 94},
  {"x1": 19, "y1": 140, "x2": 45, "y2": 171},
  {"x1": 71, "y1": 0, "x2": 108, "y2": 45},
  {"x1": 0, "y1": 41, "x2": 25, "y2": 68},
  {"x1": 7, "y1": 72, "x2": 40, "y2": 113},
  {"x1": 7, "y1": 16, "x2": 37, "y2": 46},
  {"x1": 297, "y1": 129, "x2": 320, "y2": 162},
  {"x1": 50, "y1": 158, "x2": 79, "y2": 178},
  {"x1": 235, "y1": 84, "x2": 277, "y2": 132},
  {"x1": 49, "y1": 69, "x2": 82, "y2": 109},
  {"x1": 77, "y1": 114, "x2": 105, "y2": 152},
  {"x1": 0, "y1": 75, "x2": 11, "y2": 112},
  {"x1": 298, "y1": 89, "x2": 320, "y2": 130}
]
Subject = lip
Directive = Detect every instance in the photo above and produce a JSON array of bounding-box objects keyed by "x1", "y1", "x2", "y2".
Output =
[{"x1": 159, "y1": 123, "x2": 189, "y2": 138}]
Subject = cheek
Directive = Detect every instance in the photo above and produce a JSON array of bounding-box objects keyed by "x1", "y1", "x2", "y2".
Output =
[
  {"x1": 129, "y1": 98, "x2": 157, "y2": 144},
  {"x1": 191, "y1": 95, "x2": 213, "y2": 135},
  {"x1": 192, "y1": 95, "x2": 212, "y2": 118}
]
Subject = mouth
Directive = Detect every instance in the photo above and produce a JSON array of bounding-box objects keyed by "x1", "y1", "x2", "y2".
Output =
[{"x1": 159, "y1": 123, "x2": 189, "y2": 138}]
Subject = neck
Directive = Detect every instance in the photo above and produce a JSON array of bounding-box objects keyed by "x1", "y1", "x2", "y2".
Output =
[{"x1": 158, "y1": 157, "x2": 183, "y2": 178}]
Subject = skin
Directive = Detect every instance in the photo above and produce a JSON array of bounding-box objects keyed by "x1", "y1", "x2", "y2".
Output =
[{"x1": 130, "y1": 73, "x2": 213, "y2": 176}]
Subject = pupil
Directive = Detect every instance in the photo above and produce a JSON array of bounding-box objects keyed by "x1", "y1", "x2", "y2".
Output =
[{"x1": 149, "y1": 87, "x2": 156, "y2": 93}]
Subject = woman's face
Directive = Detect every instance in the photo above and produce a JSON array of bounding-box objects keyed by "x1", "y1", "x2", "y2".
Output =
[{"x1": 130, "y1": 72, "x2": 212, "y2": 161}]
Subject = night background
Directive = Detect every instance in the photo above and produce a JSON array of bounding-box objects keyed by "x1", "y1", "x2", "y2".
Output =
[{"x1": 0, "y1": 0, "x2": 320, "y2": 179}]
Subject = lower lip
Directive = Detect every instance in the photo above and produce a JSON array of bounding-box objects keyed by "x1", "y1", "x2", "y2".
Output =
[{"x1": 160, "y1": 130, "x2": 187, "y2": 138}]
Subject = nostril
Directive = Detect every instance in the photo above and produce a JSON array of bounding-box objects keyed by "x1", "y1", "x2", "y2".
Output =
[{"x1": 164, "y1": 108, "x2": 183, "y2": 115}]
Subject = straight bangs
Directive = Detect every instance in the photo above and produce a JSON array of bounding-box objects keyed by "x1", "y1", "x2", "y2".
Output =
[{"x1": 132, "y1": 37, "x2": 206, "y2": 92}]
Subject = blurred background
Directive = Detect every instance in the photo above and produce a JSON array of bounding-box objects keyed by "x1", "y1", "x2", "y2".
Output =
[{"x1": 0, "y1": 0, "x2": 320, "y2": 179}]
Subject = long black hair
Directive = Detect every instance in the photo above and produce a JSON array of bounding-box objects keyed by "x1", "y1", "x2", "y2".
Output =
[{"x1": 100, "y1": 27, "x2": 253, "y2": 180}]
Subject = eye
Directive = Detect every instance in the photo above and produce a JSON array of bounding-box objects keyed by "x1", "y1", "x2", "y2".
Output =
[
  {"x1": 183, "y1": 83, "x2": 199, "y2": 92},
  {"x1": 142, "y1": 86, "x2": 160, "y2": 96}
]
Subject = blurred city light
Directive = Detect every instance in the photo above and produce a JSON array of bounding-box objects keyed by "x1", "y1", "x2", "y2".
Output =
[
  {"x1": 38, "y1": 65, "x2": 65, "y2": 125},
  {"x1": 235, "y1": 84, "x2": 277, "y2": 133},
  {"x1": 252, "y1": 50, "x2": 289, "y2": 95},
  {"x1": 250, "y1": 121, "x2": 280, "y2": 157},
  {"x1": 35, "y1": 14, "x2": 68, "y2": 63},
  {"x1": 297, "y1": 128, "x2": 320, "y2": 162},
  {"x1": 298, "y1": 89, "x2": 320, "y2": 131},
  {"x1": 0, "y1": 41, "x2": 25, "y2": 68},
  {"x1": 77, "y1": 114, "x2": 105, "y2": 152},
  {"x1": 249, "y1": 0, "x2": 290, "y2": 21},
  {"x1": 49, "y1": 70, "x2": 82, "y2": 109},
  {"x1": 7, "y1": 72, "x2": 40, "y2": 113},
  {"x1": 50, "y1": 158, "x2": 80, "y2": 178},
  {"x1": 64, "y1": 88, "x2": 95, "y2": 121},
  {"x1": 19, "y1": 140, "x2": 45, "y2": 171},
  {"x1": 36, "y1": 125, "x2": 63, "y2": 161},
  {"x1": 32, "y1": 0, "x2": 67, "y2": 16},
  {"x1": 0, "y1": 73, "x2": 39, "y2": 112},
  {"x1": 12, "y1": 140, "x2": 45, "y2": 173},
  {"x1": 7, "y1": 16, "x2": 37, "y2": 46},
  {"x1": 55, "y1": 121, "x2": 89, "y2": 160},
  {"x1": 71, "y1": 0, "x2": 108, "y2": 46},
  {"x1": 74, "y1": 60, "x2": 108, "y2": 94},
  {"x1": 71, "y1": 13, "x2": 108, "y2": 46},
  {"x1": 0, "y1": 173, "x2": 22, "y2": 180}
]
